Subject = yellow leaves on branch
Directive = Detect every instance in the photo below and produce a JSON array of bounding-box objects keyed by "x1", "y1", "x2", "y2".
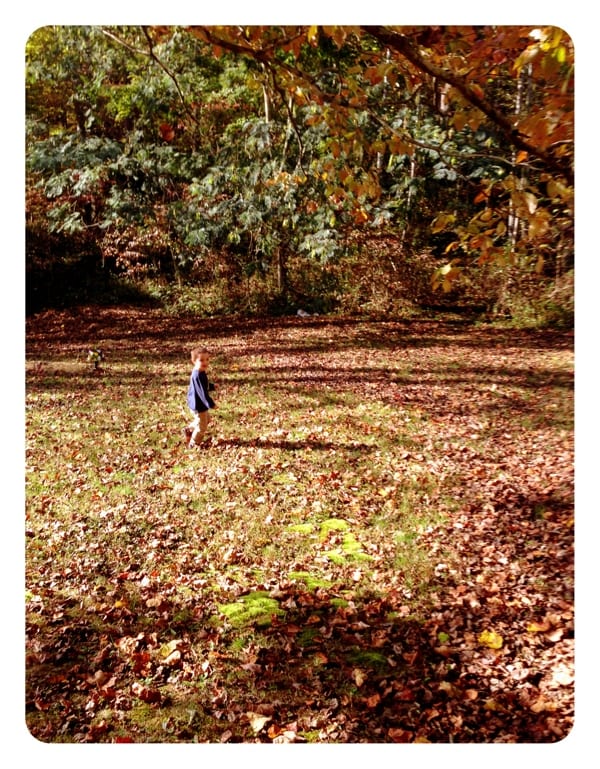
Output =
[
  {"x1": 388, "y1": 135, "x2": 414, "y2": 156},
  {"x1": 547, "y1": 178, "x2": 573, "y2": 204},
  {"x1": 528, "y1": 210, "x2": 551, "y2": 239},
  {"x1": 513, "y1": 26, "x2": 572, "y2": 77},
  {"x1": 432, "y1": 260, "x2": 461, "y2": 293},
  {"x1": 321, "y1": 26, "x2": 361, "y2": 49}
]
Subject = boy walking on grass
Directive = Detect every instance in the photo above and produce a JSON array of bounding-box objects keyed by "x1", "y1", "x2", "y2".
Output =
[{"x1": 185, "y1": 347, "x2": 216, "y2": 448}]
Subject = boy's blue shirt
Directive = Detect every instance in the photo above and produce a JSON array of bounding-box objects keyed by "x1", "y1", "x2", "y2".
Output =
[{"x1": 187, "y1": 368, "x2": 215, "y2": 412}]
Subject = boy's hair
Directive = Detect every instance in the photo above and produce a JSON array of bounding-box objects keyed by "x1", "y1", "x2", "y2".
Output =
[{"x1": 190, "y1": 347, "x2": 209, "y2": 363}]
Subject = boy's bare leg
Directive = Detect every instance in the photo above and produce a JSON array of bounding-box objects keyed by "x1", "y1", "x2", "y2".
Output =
[
  {"x1": 189, "y1": 413, "x2": 201, "y2": 446},
  {"x1": 190, "y1": 411, "x2": 210, "y2": 445}
]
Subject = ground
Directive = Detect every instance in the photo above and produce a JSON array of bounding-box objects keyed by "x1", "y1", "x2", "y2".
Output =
[{"x1": 25, "y1": 306, "x2": 574, "y2": 744}]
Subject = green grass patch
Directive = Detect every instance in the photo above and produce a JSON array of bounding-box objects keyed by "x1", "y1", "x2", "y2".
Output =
[
  {"x1": 215, "y1": 592, "x2": 285, "y2": 629},
  {"x1": 287, "y1": 571, "x2": 334, "y2": 590},
  {"x1": 346, "y1": 648, "x2": 390, "y2": 672},
  {"x1": 319, "y1": 518, "x2": 350, "y2": 538}
]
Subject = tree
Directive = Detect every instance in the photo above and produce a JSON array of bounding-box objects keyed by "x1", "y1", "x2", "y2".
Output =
[
  {"x1": 190, "y1": 25, "x2": 574, "y2": 291},
  {"x1": 26, "y1": 25, "x2": 574, "y2": 319}
]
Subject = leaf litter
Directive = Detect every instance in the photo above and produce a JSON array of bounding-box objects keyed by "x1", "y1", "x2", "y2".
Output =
[{"x1": 25, "y1": 307, "x2": 574, "y2": 743}]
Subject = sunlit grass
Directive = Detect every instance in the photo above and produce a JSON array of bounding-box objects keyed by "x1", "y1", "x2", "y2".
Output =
[{"x1": 25, "y1": 312, "x2": 574, "y2": 742}]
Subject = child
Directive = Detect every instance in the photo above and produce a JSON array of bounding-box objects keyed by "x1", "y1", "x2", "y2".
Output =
[{"x1": 185, "y1": 347, "x2": 216, "y2": 447}]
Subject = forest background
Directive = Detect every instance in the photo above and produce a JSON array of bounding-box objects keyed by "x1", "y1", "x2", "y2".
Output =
[
  {"x1": 25, "y1": 22, "x2": 575, "y2": 324},
  {"x1": 10, "y1": 1, "x2": 596, "y2": 761}
]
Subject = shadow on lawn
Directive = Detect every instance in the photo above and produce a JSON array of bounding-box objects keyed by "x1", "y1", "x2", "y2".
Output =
[
  {"x1": 24, "y1": 360, "x2": 572, "y2": 436},
  {"x1": 25, "y1": 359, "x2": 573, "y2": 395},
  {"x1": 25, "y1": 569, "x2": 571, "y2": 743},
  {"x1": 26, "y1": 307, "x2": 573, "y2": 359},
  {"x1": 206, "y1": 436, "x2": 374, "y2": 453}
]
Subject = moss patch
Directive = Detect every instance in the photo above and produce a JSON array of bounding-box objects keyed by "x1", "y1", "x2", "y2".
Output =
[{"x1": 216, "y1": 591, "x2": 284, "y2": 628}]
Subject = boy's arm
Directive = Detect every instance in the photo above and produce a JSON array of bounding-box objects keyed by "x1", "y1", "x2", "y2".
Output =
[{"x1": 206, "y1": 377, "x2": 217, "y2": 408}]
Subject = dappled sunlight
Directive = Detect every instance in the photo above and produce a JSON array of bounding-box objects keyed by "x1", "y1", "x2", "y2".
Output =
[{"x1": 25, "y1": 310, "x2": 573, "y2": 743}]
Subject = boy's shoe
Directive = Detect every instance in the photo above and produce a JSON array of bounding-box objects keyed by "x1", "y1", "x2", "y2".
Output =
[{"x1": 183, "y1": 426, "x2": 193, "y2": 444}]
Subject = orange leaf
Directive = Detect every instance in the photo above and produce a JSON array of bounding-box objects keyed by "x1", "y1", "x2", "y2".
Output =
[
  {"x1": 159, "y1": 123, "x2": 175, "y2": 142},
  {"x1": 366, "y1": 693, "x2": 381, "y2": 708},
  {"x1": 388, "y1": 728, "x2": 413, "y2": 743}
]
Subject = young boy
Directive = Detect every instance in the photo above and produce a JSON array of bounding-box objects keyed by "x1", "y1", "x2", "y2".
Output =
[{"x1": 185, "y1": 347, "x2": 216, "y2": 447}]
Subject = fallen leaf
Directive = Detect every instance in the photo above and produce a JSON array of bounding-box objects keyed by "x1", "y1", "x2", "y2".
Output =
[
  {"x1": 164, "y1": 650, "x2": 182, "y2": 666},
  {"x1": 478, "y1": 629, "x2": 504, "y2": 649},
  {"x1": 527, "y1": 620, "x2": 551, "y2": 633},
  {"x1": 365, "y1": 693, "x2": 381, "y2": 708},
  {"x1": 246, "y1": 712, "x2": 272, "y2": 733},
  {"x1": 90, "y1": 670, "x2": 110, "y2": 687},
  {"x1": 131, "y1": 682, "x2": 161, "y2": 704},
  {"x1": 439, "y1": 680, "x2": 460, "y2": 697},
  {"x1": 388, "y1": 727, "x2": 413, "y2": 743},
  {"x1": 352, "y1": 668, "x2": 367, "y2": 687},
  {"x1": 551, "y1": 665, "x2": 574, "y2": 686},
  {"x1": 530, "y1": 696, "x2": 557, "y2": 714},
  {"x1": 267, "y1": 723, "x2": 283, "y2": 739}
]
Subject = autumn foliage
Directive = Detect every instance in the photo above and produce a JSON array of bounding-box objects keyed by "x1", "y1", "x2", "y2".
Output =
[{"x1": 26, "y1": 25, "x2": 573, "y2": 324}]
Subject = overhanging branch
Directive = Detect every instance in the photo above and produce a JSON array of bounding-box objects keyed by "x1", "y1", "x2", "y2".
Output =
[{"x1": 361, "y1": 25, "x2": 573, "y2": 185}]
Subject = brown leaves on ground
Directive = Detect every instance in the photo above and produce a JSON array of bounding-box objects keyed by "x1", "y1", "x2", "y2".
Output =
[{"x1": 25, "y1": 307, "x2": 574, "y2": 743}]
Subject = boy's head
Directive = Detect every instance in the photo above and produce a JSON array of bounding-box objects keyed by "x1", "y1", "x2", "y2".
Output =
[{"x1": 191, "y1": 347, "x2": 210, "y2": 369}]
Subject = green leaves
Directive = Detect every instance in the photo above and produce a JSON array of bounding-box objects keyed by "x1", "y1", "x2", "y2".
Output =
[{"x1": 27, "y1": 24, "x2": 573, "y2": 313}]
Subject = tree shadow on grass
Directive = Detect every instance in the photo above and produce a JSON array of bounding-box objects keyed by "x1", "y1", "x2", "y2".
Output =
[
  {"x1": 25, "y1": 569, "x2": 573, "y2": 743},
  {"x1": 26, "y1": 307, "x2": 573, "y2": 360}
]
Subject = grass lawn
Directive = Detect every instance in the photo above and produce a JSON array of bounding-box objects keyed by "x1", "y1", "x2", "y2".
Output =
[{"x1": 25, "y1": 307, "x2": 574, "y2": 743}]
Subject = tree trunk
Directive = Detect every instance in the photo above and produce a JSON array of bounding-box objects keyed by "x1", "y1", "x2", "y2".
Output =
[
  {"x1": 508, "y1": 63, "x2": 533, "y2": 253},
  {"x1": 276, "y1": 245, "x2": 287, "y2": 295}
]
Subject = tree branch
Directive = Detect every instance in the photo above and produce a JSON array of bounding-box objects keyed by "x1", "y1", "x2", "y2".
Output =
[
  {"x1": 141, "y1": 27, "x2": 195, "y2": 121},
  {"x1": 360, "y1": 25, "x2": 573, "y2": 185},
  {"x1": 188, "y1": 26, "x2": 572, "y2": 185},
  {"x1": 101, "y1": 26, "x2": 198, "y2": 125}
]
